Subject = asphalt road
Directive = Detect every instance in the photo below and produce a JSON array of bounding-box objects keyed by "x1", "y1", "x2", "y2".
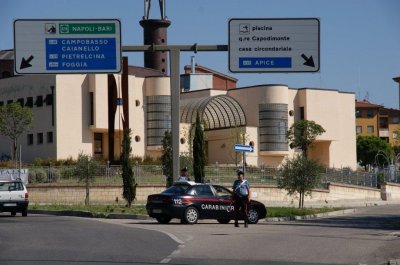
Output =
[
  {"x1": 100, "y1": 204, "x2": 400, "y2": 265},
  {"x1": 0, "y1": 214, "x2": 178, "y2": 264},
  {"x1": 1, "y1": 204, "x2": 400, "y2": 265}
]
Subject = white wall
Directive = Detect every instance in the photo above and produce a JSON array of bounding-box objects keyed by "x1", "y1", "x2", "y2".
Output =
[{"x1": 55, "y1": 74, "x2": 92, "y2": 159}]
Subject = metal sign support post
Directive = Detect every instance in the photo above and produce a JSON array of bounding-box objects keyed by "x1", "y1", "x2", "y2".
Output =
[
  {"x1": 169, "y1": 48, "x2": 180, "y2": 182},
  {"x1": 123, "y1": 44, "x2": 228, "y2": 181},
  {"x1": 243, "y1": 152, "x2": 246, "y2": 174}
]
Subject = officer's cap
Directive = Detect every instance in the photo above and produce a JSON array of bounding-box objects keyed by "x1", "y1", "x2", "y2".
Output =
[
  {"x1": 237, "y1": 170, "x2": 244, "y2": 176},
  {"x1": 181, "y1": 167, "x2": 188, "y2": 172}
]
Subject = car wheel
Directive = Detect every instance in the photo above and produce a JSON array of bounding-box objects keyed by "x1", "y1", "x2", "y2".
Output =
[
  {"x1": 11, "y1": 211, "x2": 16, "y2": 216},
  {"x1": 217, "y1": 219, "x2": 231, "y2": 224},
  {"x1": 247, "y1": 207, "x2": 260, "y2": 224},
  {"x1": 183, "y1": 206, "x2": 199, "y2": 224},
  {"x1": 22, "y1": 208, "x2": 28, "y2": 217},
  {"x1": 156, "y1": 216, "x2": 172, "y2": 224}
]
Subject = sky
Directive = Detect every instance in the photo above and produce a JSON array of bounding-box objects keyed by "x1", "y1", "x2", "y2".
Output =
[{"x1": 1, "y1": 0, "x2": 400, "y2": 108}]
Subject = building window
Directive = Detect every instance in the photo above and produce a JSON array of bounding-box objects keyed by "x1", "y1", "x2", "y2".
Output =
[
  {"x1": 391, "y1": 115, "x2": 399, "y2": 124},
  {"x1": 367, "y1": 126, "x2": 374, "y2": 133},
  {"x1": 25, "y1": 97, "x2": 33, "y2": 108},
  {"x1": 94, "y1": 133, "x2": 103, "y2": 154},
  {"x1": 379, "y1": 117, "x2": 388, "y2": 128},
  {"x1": 27, "y1": 134, "x2": 33, "y2": 145},
  {"x1": 356, "y1": 126, "x2": 362, "y2": 135},
  {"x1": 300, "y1": 107, "x2": 305, "y2": 120},
  {"x1": 37, "y1": 133, "x2": 43, "y2": 144},
  {"x1": 17, "y1": 98, "x2": 24, "y2": 106},
  {"x1": 355, "y1": 110, "x2": 361, "y2": 118},
  {"x1": 367, "y1": 110, "x2": 374, "y2": 118},
  {"x1": 45, "y1": 94, "x2": 53, "y2": 106},
  {"x1": 47, "y1": 132, "x2": 53, "y2": 143},
  {"x1": 35, "y1": 96, "x2": 43, "y2": 107},
  {"x1": 0, "y1": 101, "x2": 3, "y2": 106}
]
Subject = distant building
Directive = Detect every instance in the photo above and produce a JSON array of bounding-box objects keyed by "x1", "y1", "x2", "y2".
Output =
[
  {"x1": 355, "y1": 100, "x2": 382, "y2": 137},
  {"x1": 0, "y1": 51, "x2": 357, "y2": 169},
  {"x1": 355, "y1": 99, "x2": 400, "y2": 145}
]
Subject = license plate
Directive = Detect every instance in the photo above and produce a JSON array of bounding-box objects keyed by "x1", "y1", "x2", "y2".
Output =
[
  {"x1": 152, "y1": 209, "x2": 162, "y2": 214},
  {"x1": 3, "y1": 203, "x2": 17, "y2": 207}
]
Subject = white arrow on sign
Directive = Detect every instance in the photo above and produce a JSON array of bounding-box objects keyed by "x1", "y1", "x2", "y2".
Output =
[{"x1": 234, "y1": 144, "x2": 254, "y2": 153}]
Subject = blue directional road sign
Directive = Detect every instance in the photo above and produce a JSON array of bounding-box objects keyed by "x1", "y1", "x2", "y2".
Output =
[
  {"x1": 229, "y1": 18, "x2": 320, "y2": 73},
  {"x1": 14, "y1": 19, "x2": 121, "y2": 74},
  {"x1": 234, "y1": 144, "x2": 254, "y2": 153}
]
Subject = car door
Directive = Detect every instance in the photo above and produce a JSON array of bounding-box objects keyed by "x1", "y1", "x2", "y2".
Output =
[
  {"x1": 190, "y1": 185, "x2": 219, "y2": 219},
  {"x1": 212, "y1": 185, "x2": 235, "y2": 220}
]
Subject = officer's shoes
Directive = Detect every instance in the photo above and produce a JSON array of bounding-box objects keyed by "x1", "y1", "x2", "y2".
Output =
[
  {"x1": 244, "y1": 223, "x2": 248, "y2": 228},
  {"x1": 234, "y1": 223, "x2": 239, "y2": 227}
]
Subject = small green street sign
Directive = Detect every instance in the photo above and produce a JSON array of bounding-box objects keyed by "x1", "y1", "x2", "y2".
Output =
[{"x1": 59, "y1": 23, "x2": 116, "y2": 34}]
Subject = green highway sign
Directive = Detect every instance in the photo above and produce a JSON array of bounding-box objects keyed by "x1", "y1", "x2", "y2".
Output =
[{"x1": 14, "y1": 19, "x2": 121, "y2": 74}]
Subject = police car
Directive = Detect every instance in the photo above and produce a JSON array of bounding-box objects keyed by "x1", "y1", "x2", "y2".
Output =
[{"x1": 146, "y1": 181, "x2": 267, "y2": 224}]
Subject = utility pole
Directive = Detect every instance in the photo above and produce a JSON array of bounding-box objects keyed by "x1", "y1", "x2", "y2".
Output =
[{"x1": 122, "y1": 44, "x2": 228, "y2": 181}]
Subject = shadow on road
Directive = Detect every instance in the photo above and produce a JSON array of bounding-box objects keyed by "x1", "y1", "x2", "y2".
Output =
[{"x1": 266, "y1": 214, "x2": 400, "y2": 231}]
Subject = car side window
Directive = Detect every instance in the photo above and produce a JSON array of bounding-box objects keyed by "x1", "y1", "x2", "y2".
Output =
[
  {"x1": 213, "y1": 185, "x2": 232, "y2": 197},
  {"x1": 0, "y1": 183, "x2": 8, "y2": 191},
  {"x1": 192, "y1": 185, "x2": 214, "y2": 196},
  {"x1": 16, "y1": 182, "x2": 23, "y2": 191}
]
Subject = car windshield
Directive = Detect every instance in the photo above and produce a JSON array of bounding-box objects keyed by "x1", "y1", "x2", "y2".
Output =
[
  {"x1": 0, "y1": 182, "x2": 24, "y2": 191},
  {"x1": 162, "y1": 184, "x2": 190, "y2": 195}
]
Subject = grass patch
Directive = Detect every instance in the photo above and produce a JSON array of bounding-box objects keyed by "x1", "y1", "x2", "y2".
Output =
[
  {"x1": 267, "y1": 207, "x2": 346, "y2": 218},
  {"x1": 30, "y1": 204, "x2": 344, "y2": 218},
  {"x1": 30, "y1": 204, "x2": 147, "y2": 215}
]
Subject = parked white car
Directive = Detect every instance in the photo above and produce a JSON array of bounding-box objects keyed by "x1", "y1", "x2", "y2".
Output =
[{"x1": 0, "y1": 180, "x2": 29, "y2": 216}]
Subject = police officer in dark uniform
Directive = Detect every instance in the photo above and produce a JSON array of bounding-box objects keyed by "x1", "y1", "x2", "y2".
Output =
[{"x1": 232, "y1": 170, "x2": 251, "y2": 227}]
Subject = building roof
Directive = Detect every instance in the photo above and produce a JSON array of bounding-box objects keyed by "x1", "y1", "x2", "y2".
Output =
[
  {"x1": 128, "y1": 65, "x2": 167, "y2": 78},
  {"x1": 180, "y1": 95, "x2": 246, "y2": 130},
  {"x1": 0, "y1": 50, "x2": 14, "y2": 60},
  {"x1": 184, "y1": 64, "x2": 238, "y2": 82},
  {"x1": 355, "y1": 100, "x2": 383, "y2": 108}
]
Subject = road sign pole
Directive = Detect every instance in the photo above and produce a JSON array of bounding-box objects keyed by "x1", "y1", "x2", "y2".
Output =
[
  {"x1": 243, "y1": 152, "x2": 246, "y2": 174},
  {"x1": 170, "y1": 49, "x2": 180, "y2": 182}
]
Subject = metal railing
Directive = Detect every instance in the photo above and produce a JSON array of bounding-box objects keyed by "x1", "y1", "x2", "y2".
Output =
[{"x1": 23, "y1": 163, "x2": 400, "y2": 189}]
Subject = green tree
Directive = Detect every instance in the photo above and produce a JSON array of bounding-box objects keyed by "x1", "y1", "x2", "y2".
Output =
[
  {"x1": 193, "y1": 113, "x2": 205, "y2": 183},
  {"x1": 0, "y1": 102, "x2": 34, "y2": 161},
  {"x1": 161, "y1": 130, "x2": 173, "y2": 187},
  {"x1": 356, "y1": 135, "x2": 393, "y2": 170},
  {"x1": 121, "y1": 129, "x2": 136, "y2": 207},
  {"x1": 287, "y1": 120, "x2": 325, "y2": 158},
  {"x1": 278, "y1": 155, "x2": 324, "y2": 208},
  {"x1": 74, "y1": 152, "x2": 100, "y2": 206}
]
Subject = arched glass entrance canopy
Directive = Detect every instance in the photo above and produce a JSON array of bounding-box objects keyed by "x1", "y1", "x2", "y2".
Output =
[{"x1": 180, "y1": 95, "x2": 246, "y2": 130}]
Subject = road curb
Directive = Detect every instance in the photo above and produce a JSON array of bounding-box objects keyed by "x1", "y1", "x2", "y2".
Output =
[
  {"x1": 265, "y1": 208, "x2": 357, "y2": 222},
  {"x1": 28, "y1": 209, "x2": 151, "y2": 220}
]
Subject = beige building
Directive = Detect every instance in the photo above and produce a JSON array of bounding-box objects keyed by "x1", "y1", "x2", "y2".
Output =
[
  {"x1": 180, "y1": 83, "x2": 356, "y2": 169},
  {"x1": 0, "y1": 52, "x2": 357, "y2": 169}
]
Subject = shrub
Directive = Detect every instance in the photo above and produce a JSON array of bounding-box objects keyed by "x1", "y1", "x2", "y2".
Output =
[{"x1": 29, "y1": 168, "x2": 47, "y2": 183}]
